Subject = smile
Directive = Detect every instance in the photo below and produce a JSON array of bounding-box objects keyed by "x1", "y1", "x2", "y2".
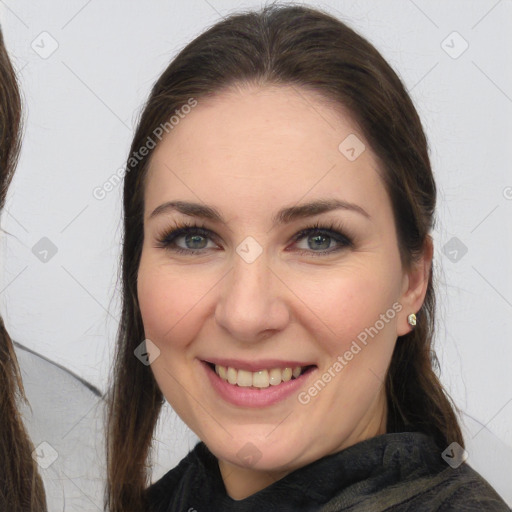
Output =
[
  {"x1": 212, "y1": 364, "x2": 311, "y2": 388},
  {"x1": 202, "y1": 360, "x2": 317, "y2": 407}
]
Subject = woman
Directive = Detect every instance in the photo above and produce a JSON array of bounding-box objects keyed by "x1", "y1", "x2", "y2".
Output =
[
  {"x1": 106, "y1": 4, "x2": 510, "y2": 511},
  {"x1": 0, "y1": 26, "x2": 47, "y2": 512}
]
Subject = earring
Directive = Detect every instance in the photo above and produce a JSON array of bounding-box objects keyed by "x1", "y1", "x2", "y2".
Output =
[{"x1": 407, "y1": 313, "x2": 417, "y2": 327}]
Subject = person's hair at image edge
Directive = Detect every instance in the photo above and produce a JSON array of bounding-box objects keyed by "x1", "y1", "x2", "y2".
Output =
[
  {"x1": 0, "y1": 27, "x2": 47, "y2": 512},
  {"x1": 106, "y1": 4, "x2": 464, "y2": 511}
]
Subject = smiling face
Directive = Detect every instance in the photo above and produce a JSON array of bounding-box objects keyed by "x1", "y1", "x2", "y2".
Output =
[{"x1": 137, "y1": 84, "x2": 426, "y2": 497}]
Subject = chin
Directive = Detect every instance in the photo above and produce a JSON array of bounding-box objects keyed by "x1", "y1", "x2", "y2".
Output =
[{"x1": 202, "y1": 427, "x2": 320, "y2": 473}]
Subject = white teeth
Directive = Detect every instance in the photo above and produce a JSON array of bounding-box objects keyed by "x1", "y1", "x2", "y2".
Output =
[
  {"x1": 214, "y1": 364, "x2": 305, "y2": 387},
  {"x1": 227, "y1": 367, "x2": 237, "y2": 385},
  {"x1": 236, "y1": 369, "x2": 253, "y2": 387},
  {"x1": 269, "y1": 368, "x2": 282, "y2": 386},
  {"x1": 217, "y1": 365, "x2": 227, "y2": 380},
  {"x1": 253, "y1": 370, "x2": 270, "y2": 388}
]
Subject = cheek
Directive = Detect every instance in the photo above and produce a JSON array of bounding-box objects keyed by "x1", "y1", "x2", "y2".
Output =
[
  {"x1": 291, "y1": 261, "x2": 400, "y2": 355},
  {"x1": 137, "y1": 256, "x2": 219, "y2": 351}
]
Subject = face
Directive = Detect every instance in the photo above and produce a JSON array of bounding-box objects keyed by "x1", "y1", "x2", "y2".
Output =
[{"x1": 137, "y1": 84, "x2": 423, "y2": 485}]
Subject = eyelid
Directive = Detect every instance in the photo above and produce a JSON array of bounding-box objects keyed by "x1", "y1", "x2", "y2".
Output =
[{"x1": 154, "y1": 219, "x2": 354, "y2": 255}]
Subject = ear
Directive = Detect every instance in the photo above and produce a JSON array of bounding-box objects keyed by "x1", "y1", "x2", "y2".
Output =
[{"x1": 396, "y1": 235, "x2": 433, "y2": 336}]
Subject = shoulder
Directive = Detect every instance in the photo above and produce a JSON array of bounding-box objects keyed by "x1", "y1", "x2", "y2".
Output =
[
  {"x1": 423, "y1": 463, "x2": 511, "y2": 511},
  {"x1": 145, "y1": 441, "x2": 210, "y2": 512},
  {"x1": 378, "y1": 461, "x2": 511, "y2": 512}
]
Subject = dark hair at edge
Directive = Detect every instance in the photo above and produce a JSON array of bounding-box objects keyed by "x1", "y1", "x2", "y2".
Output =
[
  {"x1": 106, "y1": 4, "x2": 464, "y2": 511},
  {"x1": 0, "y1": 27, "x2": 48, "y2": 512}
]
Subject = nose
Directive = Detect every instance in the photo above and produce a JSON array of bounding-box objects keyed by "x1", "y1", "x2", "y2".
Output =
[{"x1": 214, "y1": 244, "x2": 290, "y2": 344}]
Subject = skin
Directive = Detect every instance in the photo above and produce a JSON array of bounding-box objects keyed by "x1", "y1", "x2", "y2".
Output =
[{"x1": 137, "y1": 84, "x2": 432, "y2": 499}]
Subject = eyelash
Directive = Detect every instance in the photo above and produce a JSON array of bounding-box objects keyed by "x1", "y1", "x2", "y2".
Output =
[{"x1": 154, "y1": 219, "x2": 354, "y2": 257}]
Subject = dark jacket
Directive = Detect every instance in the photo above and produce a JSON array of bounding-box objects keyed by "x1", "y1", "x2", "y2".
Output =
[{"x1": 146, "y1": 431, "x2": 510, "y2": 511}]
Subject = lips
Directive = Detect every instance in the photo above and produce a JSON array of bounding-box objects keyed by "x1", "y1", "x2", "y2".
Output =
[{"x1": 201, "y1": 358, "x2": 317, "y2": 408}]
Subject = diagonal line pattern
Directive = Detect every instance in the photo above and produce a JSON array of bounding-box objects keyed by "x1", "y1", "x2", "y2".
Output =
[
  {"x1": 201, "y1": 0, "x2": 225, "y2": 19},
  {"x1": 61, "y1": 61, "x2": 131, "y2": 130},
  {"x1": 162, "y1": 366, "x2": 233, "y2": 438},
  {"x1": 471, "y1": 0, "x2": 503, "y2": 30},
  {"x1": 61, "y1": 469, "x2": 102, "y2": 511},
  {"x1": 5, "y1": 208, "x2": 29, "y2": 233},
  {"x1": 470, "y1": 204, "x2": 499, "y2": 233},
  {"x1": 471, "y1": 396, "x2": 512, "y2": 440},
  {"x1": 61, "y1": 396, "x2": 102, "y2": 440},
  {"x1": 61, "y1": 0, "x2": 94, "y2": 29},
  {"x1": 266, "y1": 264, "x2": 339, "y2": 337},
  {"x1": 162, "y1": 267, "x2": 233, "y2": 339},
  {"x1": 265, "y1": 164, "x2": 337, "y2": 235},
  {"x1": 265, "y1": 410, "x2": 293, "y2": 438},
  {"x1": 408, "y1": 0, "x2": 439, "y2": 28},
  {"x1": 0, "y1": 265, "x2": 28, "y2": 295},
  {"x1": 472, "y1": 61, "x2": 512, "y2": 104},
  {"x1": 60, "y1": 204, "x2": 89, "y2": 233},
  {"x1": 61, "y1": 265, "x2": 120, "y2": 322},
  {"x1": 0, "y1": 0, "x2": 29, "y2": 28},
  {"x1": 290, "y1": 84, "x2": 337, "y2": 131},
  {"x1": 409, "y1": 62, "x2": 439, "y2": 92},
  {"x1": 471, "y1": 265, "x2": 512, "y2": 308}
]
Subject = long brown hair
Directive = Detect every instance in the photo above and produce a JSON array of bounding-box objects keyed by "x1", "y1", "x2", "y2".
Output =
[
  {"x1": 107, "y1": 4, "x2": 463, "y2": 511},
  {"x1": 0, "y1": 27, "x2": 47, "y2": 512}
]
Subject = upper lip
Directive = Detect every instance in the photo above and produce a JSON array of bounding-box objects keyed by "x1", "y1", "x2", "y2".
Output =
[{"x1": 202, "y1": 358, "x2": 316, "y2": 372}]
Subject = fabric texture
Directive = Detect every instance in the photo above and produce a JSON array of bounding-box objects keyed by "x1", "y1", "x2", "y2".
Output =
[{"x1": 146, "y1": 432, "x2": 511, "y2": 511}]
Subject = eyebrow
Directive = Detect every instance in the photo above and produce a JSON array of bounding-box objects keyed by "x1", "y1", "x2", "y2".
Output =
[{"x1": 149, "y1": 199, "x2": 370, "y2": 225}]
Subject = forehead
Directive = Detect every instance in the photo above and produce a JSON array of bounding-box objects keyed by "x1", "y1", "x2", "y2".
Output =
[{"x1": 145, "y1": 84, "x2": 390, "y2": 223}]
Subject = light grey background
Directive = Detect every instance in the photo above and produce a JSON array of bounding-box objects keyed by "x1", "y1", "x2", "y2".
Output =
[{"x1": 1, "y1": 0, "x2": 511, "y2": 508}]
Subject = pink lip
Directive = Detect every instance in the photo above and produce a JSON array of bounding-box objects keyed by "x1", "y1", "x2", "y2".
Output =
[
  {"x1": 201, "y1": 360, "x2": 317, "y2": 408},
  {"x1": 203, "y1": 358, "x2": 315, "y2": 372}
]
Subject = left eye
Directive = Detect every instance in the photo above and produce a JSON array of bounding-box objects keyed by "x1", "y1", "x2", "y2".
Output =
[
  {"x1": 155, "y1": 222, "x2": 353, "y2": 256},
  {"x1": 293, "y1": 230, "x2": 348, "y2": 253}
]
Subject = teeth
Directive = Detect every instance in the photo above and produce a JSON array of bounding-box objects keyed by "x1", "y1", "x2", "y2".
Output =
[
  {"x1": 236, "y1": 369, "x2": 253, "y2": 387},
  {"x1": 269, "y1": 368, "x2": 282, "y2": 386},
  {"x1": 253, "y1": 370, "x2": 269, "y2": 388},
  {"x1": 227, "y1": 367, "x2": 237, "y2": 385},
  {"x1": 214, "y1": 364, "x2": 305, "y2": 388},
  {"x1": 217, "y1": 365, "x2": 227, "y2": 380}
]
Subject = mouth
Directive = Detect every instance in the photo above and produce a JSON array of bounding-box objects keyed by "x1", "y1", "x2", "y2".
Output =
[
  {"x1": 204, "y1": 361, "x2": 317, "y2": 389},
  {"x1": 201, "y1": 359, "x2": 318, "y2": 407}
]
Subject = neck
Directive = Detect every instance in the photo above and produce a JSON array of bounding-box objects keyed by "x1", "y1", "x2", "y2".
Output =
[{"x1": 218, "y1": 460, "x2": 289, "y2": 500}]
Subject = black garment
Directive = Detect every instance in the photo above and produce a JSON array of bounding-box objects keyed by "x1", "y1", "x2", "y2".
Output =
[{"x1": 146, "y1": 432, "x2": 510, "y2": 511}]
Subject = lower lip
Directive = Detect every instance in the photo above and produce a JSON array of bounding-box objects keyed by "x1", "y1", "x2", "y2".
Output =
[{"x1": 202, "y1": 361, "x2": 316, "y2": 408}]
